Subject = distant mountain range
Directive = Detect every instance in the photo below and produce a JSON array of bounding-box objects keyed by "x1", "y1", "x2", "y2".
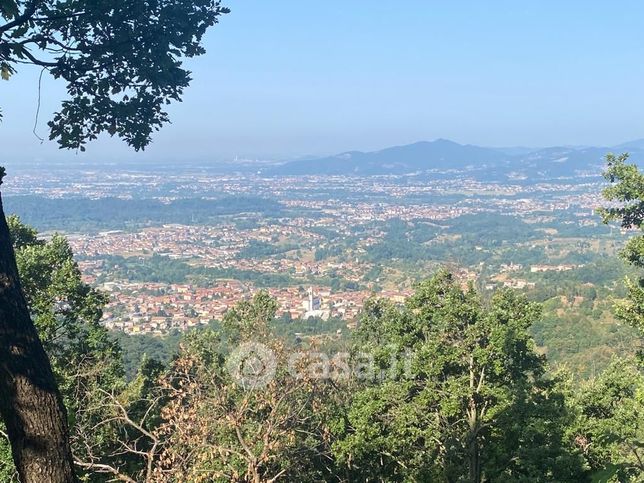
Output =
[{"x1": 267, "y1": 138, "x2": 644, "y2": 180}]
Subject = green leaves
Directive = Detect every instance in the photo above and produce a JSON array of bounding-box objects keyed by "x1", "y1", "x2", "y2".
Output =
[
  {"x1": 6, "y1": 217, "x2": 130, "y2": 479},
  {"x1": 600, "y1": 153, "x2": 644, "y2": 228},
  {"x1": 336, "y1": 270, "x2": 582, "y2": 481},
  {"x1": 0, "y1": 428, "x2": 17, "y2": 482},
  {"x1": 600, "y1": 152, "x2": 644, "y2": 347},
  {"x1": 222, "y1": 290, "x2": 278, "y2": 342},
  {"x1": 571, "y1": 358, "x2": 644, "y2": 481},
  {"x1": 0, "y1": 0, "x2": 19, "y2": 19},
  {"x1": 1, "y1": 0, "x2": 230, "y2": 150}
]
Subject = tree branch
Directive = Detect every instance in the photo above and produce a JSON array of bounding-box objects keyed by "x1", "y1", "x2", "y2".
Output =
[
  {"x1": 0, "y1": 0, "x2": 39, "y2": 35},
  {"x1": 19, "y1": 47, "x2": 58, "y2": 67},
  {"x1": 74, "y1": 460, "x2": 137, "y2": 483}
]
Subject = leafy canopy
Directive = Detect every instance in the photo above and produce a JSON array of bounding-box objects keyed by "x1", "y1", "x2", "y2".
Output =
[
  {"x1": 334, "y1": 270, "x2": 585, "y2": 482},
  {"x1": 600, "y1": 153, "x2": 644, "y2": 341},
  {"x1": 571, "y1": 358, "x2": 644, "y2": 481},
  {"x1": 0, "y1": 0, "x2": 229, "y2": 149}
]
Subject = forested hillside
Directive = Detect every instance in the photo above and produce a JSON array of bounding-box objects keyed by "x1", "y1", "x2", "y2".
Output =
[{"x1": 1, "y1": 211, "x2": 642, "y2": 482}]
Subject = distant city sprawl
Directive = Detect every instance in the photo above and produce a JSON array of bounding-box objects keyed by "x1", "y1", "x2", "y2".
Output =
[{"x1": 1, "y1": 161, "x2": 637, "y2": 376}]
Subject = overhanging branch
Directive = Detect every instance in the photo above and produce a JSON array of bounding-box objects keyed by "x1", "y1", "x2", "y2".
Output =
[
  {"x1": 0, "y1": 0, "x2": 40, "y2": 35},
  {"x1": 20, "y1": 48, "x2": 58, "y2": 67}
]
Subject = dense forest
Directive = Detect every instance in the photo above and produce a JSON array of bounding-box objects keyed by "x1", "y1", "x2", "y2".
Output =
[{"x1": 1, "y1": 202, "x2": 642, "y2": 481}]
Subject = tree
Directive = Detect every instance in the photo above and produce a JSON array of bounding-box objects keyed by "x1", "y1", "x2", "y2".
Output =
[
  {"x1": 570, "y1": 358, "x2": 644, "y2": 482},
  {"x1": 586, "y1": 152, "x2": 644, "y2": 482},
  {"x1": 0, "y1": 183, "x2": 77, "y2": 482},
  {"x1": 0, "y1": 2, "x2": 228, "y2": 480},
  {"x1": 600, "y1": 153, "x2": 644, "y2": 357},
  {"x1": 1, "y1": 217, "x2": 133, "y2": 481},
  {"x1": 154, "y1": 292, "x2": 335, "y2": 482},
  {"x1": 72, "y1": 357, "x2": 167, "y2": 483},
  {"x1": 333, "y1": 270, "x2": 585, "y2": 482}
]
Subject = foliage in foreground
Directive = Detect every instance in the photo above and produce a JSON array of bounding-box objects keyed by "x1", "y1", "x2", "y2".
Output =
[
  {"x1": 0, "y1": 218, "x2": 642, "y2": 482},
  {"x1": 333, "y1": 271, "x2": 585, "y2": 482},
  {"x1": 601, "y1": 152, "x2": 644, "y2": 356}
]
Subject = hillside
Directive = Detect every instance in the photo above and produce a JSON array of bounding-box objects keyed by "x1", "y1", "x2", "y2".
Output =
[{"x1": 268, "y1": 139, "x2": 644, "y2": 180}]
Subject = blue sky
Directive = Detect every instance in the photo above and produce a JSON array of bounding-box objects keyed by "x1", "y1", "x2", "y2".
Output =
[{"x1": 2, "y1": 0, "x2": 644, "y2": 163}]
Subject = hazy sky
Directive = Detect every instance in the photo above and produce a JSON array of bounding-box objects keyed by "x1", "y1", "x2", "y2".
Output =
[{"x1": 2, "y1": 0, "x2": 644, "y2": 163}]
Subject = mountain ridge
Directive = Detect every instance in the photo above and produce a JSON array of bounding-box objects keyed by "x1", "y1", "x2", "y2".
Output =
[{"x1": 266, "y1": 139, "x2": 643, "y2": 179}]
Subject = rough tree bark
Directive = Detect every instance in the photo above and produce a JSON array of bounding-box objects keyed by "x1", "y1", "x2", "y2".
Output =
[{"x1": 0, "y1": 170, "x2": 76, "y2": 482}]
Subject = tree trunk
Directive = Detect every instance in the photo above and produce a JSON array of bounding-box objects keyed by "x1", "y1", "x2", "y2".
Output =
[
  {"x1": 467, "y1": 355, "x2": 482, "y2": 483},
  {"x1": 0, "y1": 173, "x2": 77, "y2": 482},
  {"x1": 467, "y1": 400, "x2": 481, "y2": 483},
  {"x1": 468, "y1": 430, "x2": 480, "y2": 483}
]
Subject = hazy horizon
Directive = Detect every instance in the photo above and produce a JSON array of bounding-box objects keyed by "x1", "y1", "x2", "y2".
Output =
[{"x1": 3, "y1": 0, "x2": 644, "y2": 164}]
